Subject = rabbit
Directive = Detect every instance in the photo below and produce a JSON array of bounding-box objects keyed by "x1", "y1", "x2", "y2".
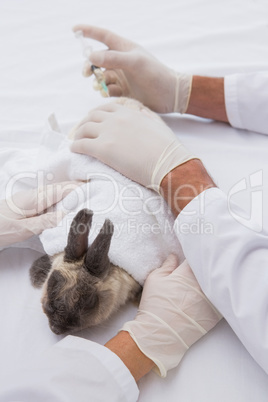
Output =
[{"x1": 30, "y1": 208, "x2": 141, "y2": 335}]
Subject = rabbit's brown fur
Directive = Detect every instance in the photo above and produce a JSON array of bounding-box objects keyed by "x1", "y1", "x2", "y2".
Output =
[{"x1": 30, "y1": 209, "x2": 141, "y2": 335}]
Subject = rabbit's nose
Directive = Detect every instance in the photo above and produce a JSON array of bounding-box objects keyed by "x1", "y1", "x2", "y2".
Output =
[{"x1": 50, "y1": 323, "x2": 63, "y2": 335}]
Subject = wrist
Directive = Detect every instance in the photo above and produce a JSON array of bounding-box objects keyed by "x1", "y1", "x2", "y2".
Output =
[
  {"x1": 105, "y1": 331, "x2": 155, "y2": 382},
  {"x1": 160, "y1": 159, "x2": 216, "y2": 217},
  {"x1": 173, "y1": 73, "x2": 193, "y2": 114},
  {"x1": 122, "y1": 312, "x2": 183, "y2": 378},
  {"x1": 186, "y1": 76, "x2": 228, "y2": 122}
]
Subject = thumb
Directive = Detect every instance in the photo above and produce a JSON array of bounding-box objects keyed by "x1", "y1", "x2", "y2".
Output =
[
  {"x1": 150, "y1": 254, "x2": 179, "y2": 278},
  {"x1": 36, "y1": 181, "x2": 82, "y2": 214},
  {"x1": 70, "y1": 138, "x2": 100, "y2": 159},
  {"x1": 26, "y1": 210, "x2": 66, "y2": 235},
  {"x1": 90, "y1": 50, "x2": 132, "y2": 70}
]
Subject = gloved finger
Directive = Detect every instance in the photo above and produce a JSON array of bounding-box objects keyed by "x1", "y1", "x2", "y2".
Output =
[
  {"x1": 85, "y1": 101, "x2": 129, "y2": 117},
  {"x1": 104, "y1": 70, "x2": 130, "y2": 94},
  {"x1": 90, "y1": 50, "x2": 134, "y2": 70},
  {"x1": 75, "y1": 110, "x2": 110, "y2": 129},
  {"x1": 146, "y1": 254, "x2": 179, "y2": 281},
  {"x1": 106, "y1": 84, "x2": 124, "y2": 98},
  {"x1": 69, "y1": 116, "x2": 99, "y2": 140},
  {"x1": 0, "y1": 209, "x2": 66, "y2": 247},
  {"x1": 170, "y1": 259, "x2": 204, "y2": 291},
  {"x1": 39, "y1": 181, "x2": 83, "y2": 213},
  {"x1": 74, "y1": 121, "x2": 101, "y2": 141},
  {"x1": 92, "y1": 78, "x2": 102, "y2": 91},
  {"x1": 70, "y1": 138, "x2": 100, "y2": 159},
  {"x1": 22, "y1": 209, "x2": 66, "y2": 235},
  {"x1": 172, "y1": 259, "x2": 197, "y2": 280},
  {"x1": 104, "y1": 70, "x2": 118, "y2": 86},
  {"x1": 5, "y1": 181, "x2": 82, "y2": 219},
  {"x1": 88, "y1": 110, "x2": 111, "y2": 123},
  {"x1": 70, "y1": 104, "x2": 118, "y2": 140},
  {"x1": 69, "y1": 110, "x2": 103, "y2": 139},
  {"x1": 89, "y1": 101, "x2": 119, "y2": 114},
  {"x1": 82, "y1": 60, "x2": 94, "y2": 77},
  {"x1": 68, "y1": 120, "x2": 85, "y2": 139},
  {"x1": 72, "y1": 25, "x2": 136, "y2": 51},
  {"x1": 169, "y1": 261, "x2": 222, "y2": 320}
]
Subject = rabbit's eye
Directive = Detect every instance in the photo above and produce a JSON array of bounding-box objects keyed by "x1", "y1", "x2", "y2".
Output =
[
  {"x1": 47, "y1": 270, "x2": 65, "y2": 296},
  {"x1": 78, "y1": 290, "x2": 99, "y2": 312},
  {"x1": 43, "y1": 302, "x2": 55, "y2": 316}
]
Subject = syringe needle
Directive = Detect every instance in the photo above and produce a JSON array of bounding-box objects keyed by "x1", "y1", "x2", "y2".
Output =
[{"x1": 74, "y1": 30, "x2": 109, "y2": 97}]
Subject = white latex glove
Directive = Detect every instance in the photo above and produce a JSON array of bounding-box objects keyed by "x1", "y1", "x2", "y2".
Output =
[
  {"x1": 73, "y1": 25, "x2": 192, "y2": 114},
  {"x1": 71, "y1": 99, "x2": 196, "y2": 192},
  {"x1": 0, "y1": 182, "x2": 79, "y2": 248},
  {"x1": 122, "y1": 255, "x2": 222, "y2": 377}
]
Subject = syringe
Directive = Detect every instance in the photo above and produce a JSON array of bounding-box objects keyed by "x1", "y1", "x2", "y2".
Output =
[{"x1": 75, "y1": 30, "x2": 109, "y2": 97}]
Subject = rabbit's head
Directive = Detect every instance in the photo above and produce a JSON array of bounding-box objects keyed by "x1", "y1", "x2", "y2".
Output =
[{"x1": 30, "y1": 209, "x2": 140, "y2": 335}]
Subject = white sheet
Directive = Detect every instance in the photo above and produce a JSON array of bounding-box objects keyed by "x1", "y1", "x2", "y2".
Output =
[{"x1": 1, "y1": 0, "x2": 268, "y2": 400}]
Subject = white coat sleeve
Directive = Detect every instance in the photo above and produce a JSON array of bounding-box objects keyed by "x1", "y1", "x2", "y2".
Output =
[
  {"x1": 0, "y1": 336, "x2": 139, "y2": 402},
  {"x1": 174, "y1": 188, "x2": 268, "y2": 375},
  {"x1": 224, "y1": 72, "x2": 268, "y2": 135}
]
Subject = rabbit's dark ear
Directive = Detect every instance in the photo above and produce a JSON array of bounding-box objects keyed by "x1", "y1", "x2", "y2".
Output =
[
  {"x1": 85, "y1": 219, "x2": 114, "y2": 277},
  {"x1": 30, "y1": 254, "x2": 52, "y2": 288},
  {"x1": 64, "y1": 209, "x2": 93, "y2": 262}
]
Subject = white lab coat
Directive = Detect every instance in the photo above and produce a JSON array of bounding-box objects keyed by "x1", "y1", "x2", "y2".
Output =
[
  {"x1": 0, "y1": 336, "x2": 139, "y2": 402},
  {"x1": 0, "y1": 71, "x2": 267, "y2": 401},
  {"x1": 224, "y1": 72, "x2": 268, "y2": 135}
]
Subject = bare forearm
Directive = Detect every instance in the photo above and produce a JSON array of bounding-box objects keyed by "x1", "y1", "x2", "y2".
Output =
[
  {"x1": 105, "y1": 331, "x2": 155, "y2": 382},
  {"x1": 160, "y1": 76, "x2": 225, "y2": 215},
  {"x1": 160, "y1": 159, "x2": 217, "y2": 217},
  {"x1": 186, "y1": 76, "x2": 228, "y2": 123}
]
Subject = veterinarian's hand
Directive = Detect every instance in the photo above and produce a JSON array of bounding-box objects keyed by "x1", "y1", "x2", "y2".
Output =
[
  {"x1": 70, "y1": 101, "x2": 196, "y2": 192},
  {"x1": 0, "y1": 181, "x2": 79, "y2": 247},
  {"x1": 122, "y1": 255, "x2": 222, "y2": 377},
  {"x1": 73, "y1": 25, "x2": 192, "y2": 114}
]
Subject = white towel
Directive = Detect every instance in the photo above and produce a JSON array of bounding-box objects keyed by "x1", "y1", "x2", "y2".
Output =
[
  {"x1": 0, "y1": 115, "x2": 184, "y2": 285},
  {"x1": 37, "y1": 125, "x2": 184, "y2": 285}
]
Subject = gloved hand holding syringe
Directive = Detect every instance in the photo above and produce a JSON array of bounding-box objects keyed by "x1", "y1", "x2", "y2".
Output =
[{"x1": 75, "y1": 30, "x2": 109, "y2": 97}]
